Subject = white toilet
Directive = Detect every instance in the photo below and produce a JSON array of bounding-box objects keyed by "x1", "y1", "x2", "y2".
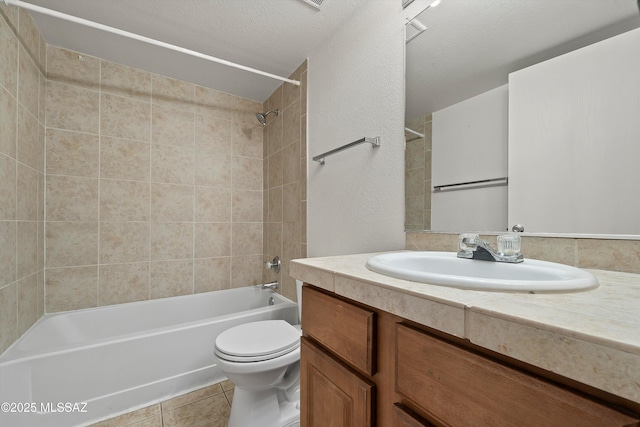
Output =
[{"x1": 214, "y1": 281, "x2": 303, "y2": 427}]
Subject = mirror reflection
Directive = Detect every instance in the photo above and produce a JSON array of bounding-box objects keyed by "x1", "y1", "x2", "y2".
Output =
[{"x1": 404, "y1": 0, "x2": 640, "y2": 234}]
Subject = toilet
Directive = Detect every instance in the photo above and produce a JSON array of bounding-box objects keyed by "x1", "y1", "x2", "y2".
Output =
[{"x1": 213, "y1": 281, "x2": 303, "y2": 427}]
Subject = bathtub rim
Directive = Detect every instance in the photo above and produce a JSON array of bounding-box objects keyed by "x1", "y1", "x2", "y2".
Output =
[{"x1": 0, "y1": 286, "x2": 297, "y2": 365}]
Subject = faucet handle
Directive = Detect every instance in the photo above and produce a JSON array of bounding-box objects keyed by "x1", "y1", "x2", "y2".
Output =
[
  {"x1": 459, "y1": 233, "x2": 480, "y2": 251},
  {"x1": 497, "y1": 234, "x2": 521, "y2": 256}
]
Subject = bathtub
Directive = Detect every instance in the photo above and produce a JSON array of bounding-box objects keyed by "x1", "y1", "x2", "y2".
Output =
[{"x1": 0, "y1": 286, "x2": 299, "y2": 427}]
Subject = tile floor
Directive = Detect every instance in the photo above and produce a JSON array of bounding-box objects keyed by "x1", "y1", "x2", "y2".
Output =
[{"x1": 89, "y1": 380, "x2": 234, "y2": 427}]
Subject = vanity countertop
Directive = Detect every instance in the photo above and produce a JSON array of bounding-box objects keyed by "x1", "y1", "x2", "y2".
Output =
[{"x1": 290, "y1": 251, "x2": 640, "y2": 405}]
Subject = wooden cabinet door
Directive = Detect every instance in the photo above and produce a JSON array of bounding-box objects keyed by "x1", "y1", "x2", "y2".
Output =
[{"x1": 300, "y1": 337, "x2": 374, "y2": 427}]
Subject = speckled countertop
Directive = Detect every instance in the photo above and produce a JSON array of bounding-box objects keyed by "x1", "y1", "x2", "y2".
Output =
[{"x1": 290, "y1": 251, "x2": 640, "y2": 405}]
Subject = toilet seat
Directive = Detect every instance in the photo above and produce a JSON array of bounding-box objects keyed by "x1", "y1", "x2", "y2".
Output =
[{"x1": 215, "y1": 320, "x2": 301, "y2": 363}]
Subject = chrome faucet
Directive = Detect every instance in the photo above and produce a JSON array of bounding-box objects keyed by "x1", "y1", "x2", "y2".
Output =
[
  {"x1": 457, "y1": 233, "x2": 523, "y2": 263},
  {"x1": 260, "y1": 281, "x2": 279, "y2": 290}
]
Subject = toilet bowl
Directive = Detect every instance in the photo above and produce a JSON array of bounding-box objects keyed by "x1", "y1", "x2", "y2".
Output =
[{"x1": 213, "y1": 281, "x2": 303, "y2": 427}]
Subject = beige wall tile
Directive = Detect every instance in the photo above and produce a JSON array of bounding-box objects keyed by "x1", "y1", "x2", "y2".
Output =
[
  {"x1": 267, "y1": 150, "x2": 283, "y2": 189},
  {"x1": 266, "y1": 222, "x2": 283, "y2": 262},
  {"x1": 46, "y1": 46, "x2": 100, "y2": 89},
  {"x1": 267, "y1": 85, "x2": 282, "y2": 114},
  {"x1": 18, "y1": 45, "x2": 39, "y2": 117},
  {"x1": 231, "y1": 122, "x2": 262, "y2": 158},
  {"x1": 282, "y1": 141, "x2": 300, "y2": 186},
  {"x1": 100, "y1": 179, "x2": 150, "y2": 221},
  {"x1": 283, "y1": 71, "x2": 301, "y2": 111},
  {"x1": 151, "y1": 183, "x2": 194, "y2": 222},
  {"x1": 17, "y1": 105, "x2": 42, "y2": 171},
  {"x1": 101, "y1": 61, "x2": 151, "y2": 101},
  {"x1": 195, "y1": 114, "x2": 231, "y2": 154},
  {"x1": 46, "y1": 265, "x2": 97, "y2": 312},
  {"x1": 282, "y1": 99, "x2": 300, "y2": 146},
  {"x1": 152, "y1": 74, "x2": 194, "y2": 111},
  {"x1": 194, "y1": 223, "x2": 230, "y2": 258},
  {"x1": 268, "y1": 187, "x2": 283, "y2": 223},
  {"x1": 46, "y1": 175, "x2": 99, "y2": 221},
  {"x1": 0, "y1": 283, "x2": 17, "y2": 354},
  {"x1": 150, "y1": 260, "x2": 193, "y2": 299},
  {"x1": 232, "y1": 223, "x2": 262, "y2": 256},
  {"x1": 0, "y1": 153, "x2": 16, "y2": 220},
  {"x1": 100, "y1": 221, "x2": 149, "y2": 264},
  {"x1": 46, "y1": 81, "x2": 99, "y2": 133},
  {"x1": 266, "y1": 114, "x2": 283, "y2": 156},
  {"x1": 99, "y1": 262, "x2": 149, "y2": 306},
  {"x1": 100, "y1": 137, "x2": 150, "y2": 181},
  {"x1": 195, "y1": 150, "x2": 230, "y2": 188},
  {"x1": 521, "y1": 236, "x2": 576, "y2": 265},
  {"x1": 150, "y1": 222, "x2": 193, "y2": 261},
  {"x1": 283, "y1": 182, "x2": 300, "y2": 224},
  {"x1": 577, "y1": 239, "x2": 640, "y2": 274},
  {"x1": 405, "y1": 167, "x2": 425, "y2": 198},
  {"x1": 17, "y1": 273, "x2": 37, "y2": 335},
  {"x1": 194, "y1": 186, "x2": 230, "y2": 222},
  {"x1": 151, "y1": 105, "x2": 194, "y2": 148},
  {"x1": 194, "y1": 257, "x2": 230, "y2": 293},
  {"x1": 232, "y1": 190, "x2": 262, "y2": 223},
  {"x1": 16, "y1": 162, "x2": 37, "y2": 220},
  {"x1": 232, "y1": 97, "x2": 262, "y2": 125},
  {"x1": 0, "y1": 16, "x2": 18, "y2": 97},
  {"x1": 100, "y1": 93, "x2": 151, "y2": 141},
  {"x1": 46, "y1": 221, "x2": 98, "y2": 268},
  {"x1": 231, "y1": 255, "x2": 262, "y2": 288},
  {"x1": 0, "y1": 86, "x2": 17, "y2": 158},
  {"x1": 16, "y1": 220, "x2": 36, "y2": 279},
  {"x1": 46, "y1": 128, "x2": 99, "y2": 177},
  {"x1": 232, "y1": 156, "x2": 262, "y2": 190},
  {"x1": 194, "y1": 85, "x2": 233, "y2": 121},
  {"x1": 0, "y1": 221, "x2": 16, "y2": 286},
  {"x1": 18, "y1": 9, "x2": 39, "y2": 64},
  {"x1": 151, "y1": 143, "x2": 194, "y2": 185}
]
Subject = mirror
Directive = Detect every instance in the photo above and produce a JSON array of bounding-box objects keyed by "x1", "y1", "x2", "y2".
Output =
[{"x1": 404, "y1": 0, "x2": 640, "y2": 234}]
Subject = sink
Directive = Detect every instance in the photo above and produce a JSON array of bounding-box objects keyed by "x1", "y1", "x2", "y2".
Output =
[{"x1": 365, "y1": 252, "x2": 598, "y2": 292}]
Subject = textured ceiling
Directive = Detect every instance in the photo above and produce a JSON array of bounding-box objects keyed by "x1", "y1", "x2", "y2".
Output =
[
  {"x1": 25, "y1": 0, "x2": 369, "y2": 102},
  {"x1": 20, "y1": 0, "x2": 640, "y2": 109}
]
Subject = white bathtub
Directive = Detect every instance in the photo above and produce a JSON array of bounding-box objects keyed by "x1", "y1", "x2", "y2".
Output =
[{"x1": 0, "y1": 286, "x2": 299, "y2": 427}]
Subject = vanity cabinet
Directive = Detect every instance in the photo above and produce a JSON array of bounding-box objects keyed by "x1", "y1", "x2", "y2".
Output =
[{"x1": 300, "y1": 285, "x2": 640, "y2": 427}]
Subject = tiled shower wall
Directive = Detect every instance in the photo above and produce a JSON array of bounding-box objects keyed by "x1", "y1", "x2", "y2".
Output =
[
  {"x1": 43, "y1": 45, "x2": 267, "y2": 313},
  {"x1": 405, "y1": 113, "x2": 432, "y2": 231},
  {"x1": 262, "y1": 61, "x2": 307, "y2": 302},
  {"x1": 0, "y1": 6, "x2": 46, "y2": 354}
]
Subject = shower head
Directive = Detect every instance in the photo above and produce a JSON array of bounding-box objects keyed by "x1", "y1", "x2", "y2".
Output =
[{"x1": 256, "y1": 109, "x2": 279, "y2": 126}]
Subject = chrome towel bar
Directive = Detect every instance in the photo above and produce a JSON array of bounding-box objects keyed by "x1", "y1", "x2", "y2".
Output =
[
  {"x1": 312, "y1": 137, "x2": 380, "y2": 165},
  {"x1": 433, "y1": 177, "x2": 508, "y2": 192}
]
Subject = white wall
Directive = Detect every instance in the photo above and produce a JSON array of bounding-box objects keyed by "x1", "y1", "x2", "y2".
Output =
[
  {"x1": 307, "y1": 1, "x2": 406, "y2": 256},
  {"x1": 431, "y1": 85, "x2": 508, "y2": 232}
]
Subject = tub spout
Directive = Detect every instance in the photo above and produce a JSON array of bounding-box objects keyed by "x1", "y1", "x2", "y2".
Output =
[{"x1": 261, "y1": 281, "x2": 279, "y2": 290}]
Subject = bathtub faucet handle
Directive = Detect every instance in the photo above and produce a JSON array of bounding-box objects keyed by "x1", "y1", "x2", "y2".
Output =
[
  {"x1": 265, "y1": 256, "x2": 281, "y2": 273},
  {"x1": 261, "y1": 281, "x2": 279, "y2": 290}
]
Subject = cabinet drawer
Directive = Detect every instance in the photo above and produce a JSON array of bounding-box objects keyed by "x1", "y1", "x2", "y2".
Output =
[
  {"x1": 396, "y1": 324, "x2": 639, "y2": 427},
  {"x1": 393, "y1": 403, "x2": 435, "y2": 427},
  {"x1": 302, "y1": 286, "x2": 375, "y2": 375}
]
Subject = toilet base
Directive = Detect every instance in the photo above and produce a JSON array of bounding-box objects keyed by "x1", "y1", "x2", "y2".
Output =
[{"x1": 228, "y1": 386, "x2": 300, "y2": 427}]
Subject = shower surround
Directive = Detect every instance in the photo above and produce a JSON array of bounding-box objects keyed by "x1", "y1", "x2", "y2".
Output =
[{"x1": 1, "y1": 4, "x2": 307, "y2": 354}]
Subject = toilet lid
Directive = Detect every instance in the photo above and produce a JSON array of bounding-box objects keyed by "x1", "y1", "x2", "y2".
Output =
[{"x1": 215, "y1": 320, "x2": 301, "y2": 362}]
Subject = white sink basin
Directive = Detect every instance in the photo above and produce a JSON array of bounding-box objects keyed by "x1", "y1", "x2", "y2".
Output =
[{"x1": 365, "y1": 252, "x2": 598, "y2": 292}]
